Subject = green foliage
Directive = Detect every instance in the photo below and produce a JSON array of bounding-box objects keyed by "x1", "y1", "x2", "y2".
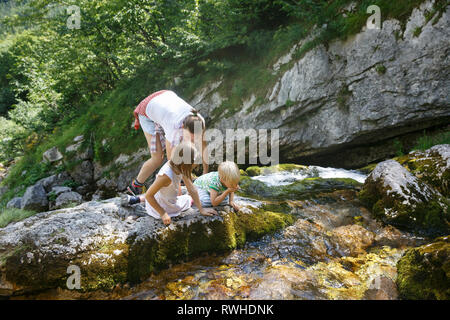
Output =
[
  {"x1": 393, "y1": 138, "x2": 404, "y2": 157},
  {"x1": 413, "y1": 131, "x2": 450, "y2": 151},
  {"x1": 0, "y1": 207, "x2": 36, "y2": 228}
]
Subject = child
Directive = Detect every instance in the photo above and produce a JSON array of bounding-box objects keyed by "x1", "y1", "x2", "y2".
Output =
[
  {"x1": 123, "y1": 142, "x2": 217, "y2": 225},
  {"x1": 193, "y1": 161, "x2": 241, "y2": 212},
  {"x1": 128, "y1": 90, "x2": 209, "y2": 196}
]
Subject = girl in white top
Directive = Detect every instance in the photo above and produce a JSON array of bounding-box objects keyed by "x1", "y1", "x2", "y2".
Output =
[{"x1": 125, "y1": 142, "x2": 217, "y2": 225}]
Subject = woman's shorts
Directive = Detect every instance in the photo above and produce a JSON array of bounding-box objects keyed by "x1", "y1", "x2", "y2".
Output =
[{"x1": 138, "y1": 114, "x2": 166, "y2": 153}]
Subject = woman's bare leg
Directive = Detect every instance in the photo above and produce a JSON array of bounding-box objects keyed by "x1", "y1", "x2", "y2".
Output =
[{"x1": 136, "y1": 132, "x2": 164, "y2": 183}]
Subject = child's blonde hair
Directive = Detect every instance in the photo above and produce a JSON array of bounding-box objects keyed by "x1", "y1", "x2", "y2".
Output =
[
  {"x1": 169, "y1": 141, "x2": 200, "y2": 181},
  {"x1": 218, "y1": 161, "x2": 240, "y2": 185}
]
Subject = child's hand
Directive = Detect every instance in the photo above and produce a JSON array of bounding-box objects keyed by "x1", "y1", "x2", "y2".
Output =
[
  {"x1": 161, "y1": 212, "x2": 172, "y2": 225},
  {"x1": 230, "y1": 202, "x2": 241, "y2": 212},
  {"x1": 200, "y1": 208, "x2": 218, "y2": 216},
  {"x1": 226, "y1": 186, "x2": 239, "y2": 193}
]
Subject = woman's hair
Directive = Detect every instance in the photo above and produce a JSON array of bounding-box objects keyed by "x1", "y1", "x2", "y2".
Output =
[
  {"x1": 169, "y1": 141, "x2": 200, "y2": 181},
  {"x1": 218, "y1": 161, "x2": 240, "y2": 186},
  {"x1": 183, "y1": 109, "x2": 205, "y2": 134}
]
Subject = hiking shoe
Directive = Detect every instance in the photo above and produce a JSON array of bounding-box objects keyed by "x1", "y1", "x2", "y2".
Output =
[
  {"x1": 120, "y1": 194, "x2": 141, "y2": 206},
  {"x1": 127, "y1": 180, "x2": 143, "y2": 196}
]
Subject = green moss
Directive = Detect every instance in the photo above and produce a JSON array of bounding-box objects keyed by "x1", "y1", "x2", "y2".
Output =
[
  {"x1": 245, "y1": 166, "x2": 262, "y2": 177},
  {"x1": 397, "y1": 236, "x2": 450, "y2": 300},
  {"x1": 70, "y1": 241, "x2": 130, "y2": 292},
  {"x1": 127, "y1": 208, "x2": 294, "y2": 285},
  {"x1": 376, "y1": 64, "x2": 387, "y2": 75},
  {"x1": 358, "y1": 163, "x2": 377, "y2": 174},
  {"x1": 399, "y1": 146, "x2": 450, "y2": 197},
  {"x1": 245, "y1": 164, "x2": 308, "y2": 177},
  {"x1": 412, "y1": 26, "x2": 422, "y2": 38},
  {"x1": 240, "y1": 175, "x2": 361, "y2": 201}
]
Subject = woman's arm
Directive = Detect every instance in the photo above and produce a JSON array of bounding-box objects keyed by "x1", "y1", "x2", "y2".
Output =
[
  {"x1": 184, "y1": 176, "x2": 217, "y2": 216},
  {"x1": 145, "y1": 174, "x2": 172, "y2": 224}
]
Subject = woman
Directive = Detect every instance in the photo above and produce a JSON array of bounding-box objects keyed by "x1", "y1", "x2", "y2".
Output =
[{"x1": 128, "y1": 90, "x2": 208, "y2": 195}]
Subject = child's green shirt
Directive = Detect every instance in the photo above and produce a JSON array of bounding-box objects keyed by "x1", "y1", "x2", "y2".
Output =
[{"x1": 194, "y1": 172, "x2": 226, "y2": 193}]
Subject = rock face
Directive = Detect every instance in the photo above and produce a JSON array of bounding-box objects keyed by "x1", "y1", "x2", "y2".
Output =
[
  {"x1": 359, "y1": 159, "x2": 449, "y2": 236},
  {"x1": 0, "y1": 198, "x2": 293, "y2": 296},
  {"x1": 20, "y1": 183, "x2": 48, "y2": 212},
  {"x1": 396, "y1": 236, "x2": 450, "y2": 300},
  {"x1": 190, "y1": 1, "x2": 450, "y2": 168}
]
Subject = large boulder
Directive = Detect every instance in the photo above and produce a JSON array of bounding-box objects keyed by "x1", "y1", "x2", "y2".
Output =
[
  {"x1": 37, "y1": 172, "x2": 73, "y2": 193},
  {"x1": 396, "y1": 236, "x2": 450, "y2": 300},
  {"x1": 53, "y1": 191, "x2": 83, "y2": 210},
  {"x1": 6, "y1": 197, "x2": 22, "y2": 209},
  {"x1": 359, "y1": 160, "x2": 449, "y2": 236},
  {"x1": 69, "y1": 160, "x2": 94, "y2": 186},
  {"x1": 96, "y1": 178, "x2": 118, "y2": 199},
  {"x1": 50, "y1": 186, "x2": 72, "y2": 197},
  {"x1": 20, "y1": 183, "x2": 48, "y2": 212},
  {"x1": 0, "y1": 198, "x2": 293, "y2": 296}
]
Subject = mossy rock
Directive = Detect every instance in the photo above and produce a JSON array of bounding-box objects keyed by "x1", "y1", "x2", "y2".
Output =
[
  {"x1": 398, "y1": 145, "x2": 450, "y2": 197},
  {"x1": 239, "y1": 175, "x2": 361, "y2": 201},
  {"x1": 359, "y1": 160, "x2": 449, "y2": 237},
  {"x1": 127, "y1": 207, "x2": 294, "y2": 284},
  {"x1": 245, "y1": 166, "x2": 262, "y2": 177},
  {"x1": 245, "y1": 164, "x2": 308, "y2": 177},
  {"x1": 397, "y1": 236, "x2": 450, "y2": 300},
  {"x1": 0, "y1": 199, "x2": 294, "y2": 295}
]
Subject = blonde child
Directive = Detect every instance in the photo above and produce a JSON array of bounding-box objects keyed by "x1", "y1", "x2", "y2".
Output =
[
  {"x1": 123, "y1": 142, "x2": 217, "y2": 225},
  {"x1": 193, "y1": 161, "x2": 241, "y2": 212}
]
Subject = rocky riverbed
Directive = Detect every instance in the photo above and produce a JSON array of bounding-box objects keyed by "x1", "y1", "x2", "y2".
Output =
[{"x1": 1, "y1": 144, "x2": 448, "y2": 300}]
